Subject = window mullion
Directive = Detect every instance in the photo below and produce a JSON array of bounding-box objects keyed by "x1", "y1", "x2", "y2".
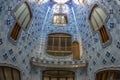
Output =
[
  {"x1": 65, "y1": 38, "x2": 67, "y2": 51},
  {"x1": 52, "y1": 37, "x2": 54, "y2": 50},
  {"x1": 3, "y1": 68, "x2": 6, "y2": 80},
  {"x1": 59, "y1": 37, "x2": 61, "y2": 51}
]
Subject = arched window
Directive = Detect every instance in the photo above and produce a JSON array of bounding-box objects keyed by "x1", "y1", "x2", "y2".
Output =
[
  {"x1": 96, "y1": 70, "x2": 120, "y2": 80},
  {"x1": 10, "y1": 2, "x2": 32, "y2": 40},
  {"x1": 43, "y1": 70, "x2": 75, "y2": 80},
  {"x1": 0, "y1": 66, "x2": 21, "y2": 80},
  {"x1": 72, "y1": 42, "x2": 80, "y2": 60},
  {"x1": 46, "y1": 33, "x2": 72, "y2": 56},
  {"x1": 89, "y1": 5, "x2": 109, "y2": 44}
]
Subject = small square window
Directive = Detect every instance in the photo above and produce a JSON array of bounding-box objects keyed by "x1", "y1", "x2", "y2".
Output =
[{"x1": 53, "y1": 14, "x2": 68, "y2": 26}]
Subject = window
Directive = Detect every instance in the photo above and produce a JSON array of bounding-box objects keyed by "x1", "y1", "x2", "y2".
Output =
[
  {"x1": 53, "y1": 14, "x2": 68, "y2": 26},
  {"x1": 96, "y1": 70, "x2": 120, "y2": 80},
  {"x1": 43, "y1": 70, "x2": 75, "y2": 80},
  {"x1": 72, "y1": 42, "x2": 80, "y2": 60},
  {"x1": 0, "y1": 66, "x2": 21, "y2": 80},
  {"x1": 89, "y1": 5, "x2": 109, "y2": 44},
  {"x1": 46, "y1": 33, "x2": 72, "y2": 56},
  {"x1": 10, "y1": 2, "x2": 32, "y2": 40}
]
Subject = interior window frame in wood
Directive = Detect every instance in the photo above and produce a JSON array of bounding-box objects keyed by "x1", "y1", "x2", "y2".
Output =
[
  {"x1": 89, "y1": 4, "x2": 109, "y2": 44},
  {"x1": 53, "y1": 14, "x2": 68, "y2": 26},
  {"x1": 42, "y1": 70, "x2": 75, "y2": 80},
  {"x1": 96, "y1": 70, "x2": 120, "y2": 80},
  {"x1": 10, "y1": 2, "x2": 32, "y2": 41},
  {"x1": 46, "y1": 33, "x2": 72, "y2": 56},
  {"x1": 0, "y1": 66, "x2": 21, "y2": 80},
  {"x1": 72, "y1": 41, "x2": 80, "y2": 60}
]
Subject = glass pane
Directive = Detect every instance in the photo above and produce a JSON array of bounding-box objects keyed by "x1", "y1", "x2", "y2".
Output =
[
  {"x1": 44, "y1": 77, "x2": 49, "y2": 80},
  {"x1": 91, "y1": 16, "x2": 98, "y2": 31},
  {"x1": 93, "y1": 10, "x2": 102, "y2": 28},
  {"x1": 54, "y1": 37, "x2": 59, "y2": 50},
  {"x1": 114, "y1": 72, "x2": 120, "y2": 80},
  {"x1": 47, "y1": 37, "x2": 53, "y2": 50},
  {"x1": 0, "y1": 68, "x2": 4, "y2": 80},
  {"x1": 59, "y1": 78, "x2": 66, "y2": 80},
  {"x1": 61, "y1": 37, "x2": 65, "y2": 50},
  {"x1": 67, "y1": 38, "x2": 71, "y2": 50},
  {"x1": 18, "y1": 8, "x2": 29, "y2": 25},
  {"x1": 96, "y1": 8, "x2": 107, "y2": 22},
  {"x1": 13, "y1": 69, "x2": 20, "y2": 80},
  {"x1": 22, "y1": 14, "x2": 30, "y2": 29},
  {"x1": 51, "y1": 78, "x2": 57, "y2": 80},
  {"x1": 53, "y1": 14, "x2": 67, "y2": 25},
  {"x1": 15, "y1": 3, "x2": 26, "y2": 19},
  {"x1": 53, "y1": 16, "x2": 57, "y2": 24},
  {"x1": 67, "y1": 78, "x2": 73, "y2": 80},
  {"x1": 4, "y1": 67, "x2": 12, "y2": 80}
]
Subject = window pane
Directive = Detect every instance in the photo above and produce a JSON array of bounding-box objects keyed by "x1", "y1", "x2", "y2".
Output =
[
  {"x1": 18, "y1": 8, "x2": 29, "y2": 25},
  {"x1": 22, "y1": 14, "x2": 30, "y2": 29},
  {"x1": 59, "y1": 78, "x2": 66, "y2": 80},
  {"x1": 67, "y1": 78, "x2": 73, "y2": 80},
  {"x1": 67, "y1": 38, "x2": 71, "y2": 50},
  {"x1": 91, "y1": 16, "x2": 98, "y2": 31},
  {"x1": 53, "y1": 14, "x2": 68, "y2": 26},
  {"x1": 15, "y1": 3, "x2": 26, "y2": 19},
  {"x1": 51, "y1": 78, "x2": 57, "y2": 80},
  {"x1": 61, "y1": 37, "x2": 65, "y2": 50},
  {"x1": 96, "y1": 8, "x2": 107, "y2": 22},
  {"x1": 114, "y1": 72, "x2": 120, "y2": 80},
  {"x1": 4, "y1": 67, "x2": 12, "y2": 80},
  {"x1": 13, "y1": 69, "x2": 20, "y2": 80},
  {"x1": 10, "y1": 23, "x2": 21, "y2": 40},
  {"x1": 47, "y1": 37, "x2": 53, "y2": 50},
  {"x1": 54, "y1": 37, "x2": 59, "y2": 50},
  {"x1": 0, "y1": 68, "x2": 4, "y2": 80},
  {"x1": 99, "y1": 26, "x2": 109, "y2": 43},
  {"x1": 44, "y1": 77, "x2": 49, "y2": 80},
  {"x1": 93, "y1": 10, "x2": 102, "y2": 28}
]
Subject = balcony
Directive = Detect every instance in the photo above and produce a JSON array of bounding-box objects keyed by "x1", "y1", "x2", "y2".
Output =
[{"x1": 31, "y1": 57, "x2": 87, "y2": 68}]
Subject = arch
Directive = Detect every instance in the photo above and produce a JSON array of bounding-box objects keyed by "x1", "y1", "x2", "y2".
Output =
[
  {"x1": 0, "y1": 66, "x2": 21, "y2": 80},
  {"x1": 72, "y1": 41, "x2": 80, "y2": 60}
]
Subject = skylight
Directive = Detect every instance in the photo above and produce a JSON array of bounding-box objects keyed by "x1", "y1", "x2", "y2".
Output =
[{"x1": 54, "y1": 0, "x2": 69, "y2": 3}]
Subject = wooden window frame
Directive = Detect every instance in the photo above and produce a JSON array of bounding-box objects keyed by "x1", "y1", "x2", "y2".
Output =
[
  {"x1": 72, "y1": 41, "x2": 80, "y2": 60},
  {"x1": 96, "y1": 70, "x2": 120, "y2": 80},
  {"x1": 89, "y1": 4, "x2": 109, "y2": 44},
  {"x1": 10, "y1": 2, "x2": 32, "y2": 41},
  {"x1": 53, "y1": 14, "x2": 68, "y2": 26},
  {"x1": 0, "y1": 66, "x2": 21, "y2": 80},
  {"x1": 46, "y1": 33, "x2": 72, "y2": 56},
  {"x1": 42, "y1": 70, "x2": 75, "y2": 80}
]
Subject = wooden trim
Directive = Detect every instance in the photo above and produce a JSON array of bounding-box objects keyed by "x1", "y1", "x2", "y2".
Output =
[
  {"x1": 47, "y1": 33, "x2": 72, "y2": 56},
  {"x1": 53, "y1": 14, "x2": 68, "y2": 26},
  {"x1": 89, "y1": 4, "x2": 98, "y2": 19},
  {"x1": 0, "y1": 66, "x2": 21, "y2": 80}
]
